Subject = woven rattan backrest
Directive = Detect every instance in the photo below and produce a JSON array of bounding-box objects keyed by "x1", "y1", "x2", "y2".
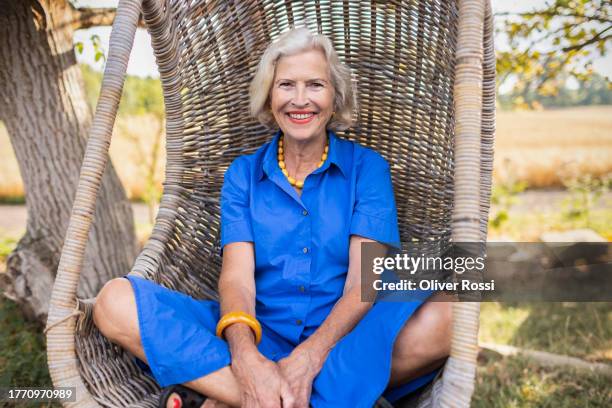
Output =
[{"x1": 133, "y1": 0, "x2": 459, "y2": 299}]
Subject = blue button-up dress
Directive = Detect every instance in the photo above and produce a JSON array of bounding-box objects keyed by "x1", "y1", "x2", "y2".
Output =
[{"x1": 124, "y1": 129, "x2": 439, "y2": 407}]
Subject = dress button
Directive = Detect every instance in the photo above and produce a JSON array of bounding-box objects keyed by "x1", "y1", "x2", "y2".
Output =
[
  {"x1": 299, "y1": 285, "x2": 306, "y2": 293},
  {"x1": 302, "y1": 210, "x2": 308, "y2": 216},
  {"x1": 302, "y1": 247, "x2": 309, "y2": 254},
  {"x1": 296, "y1": 319, "x2": 303, "y2": 325}
]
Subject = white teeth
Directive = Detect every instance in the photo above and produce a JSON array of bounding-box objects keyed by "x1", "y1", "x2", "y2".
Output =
[{"x1": 289, "y1": 113, "x2": 314, "y2": 119}]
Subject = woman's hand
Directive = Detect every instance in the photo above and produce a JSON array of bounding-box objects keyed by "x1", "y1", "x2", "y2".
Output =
[
  {"x1": 277, "y1": 345, "x2": 327, "y2": 407},
  {"x1": 231, "y1": 348, "x2": 296, "y2": 408}
]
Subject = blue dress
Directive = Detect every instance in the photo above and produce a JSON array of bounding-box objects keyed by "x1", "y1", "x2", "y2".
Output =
[{"x1": 124, "y1": 129, "x2": 439, "y2": 407}]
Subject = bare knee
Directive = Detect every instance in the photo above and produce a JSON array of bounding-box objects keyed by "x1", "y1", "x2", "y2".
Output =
[
  {"x1": 394, "y1": 299, "x2": 452, "y2": 363},
  {"x1": 93, "y1": 277, "x2": 138, "y2": 342}
]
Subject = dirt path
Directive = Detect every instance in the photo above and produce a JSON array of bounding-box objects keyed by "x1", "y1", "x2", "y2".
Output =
[{"x1": 0, "y1": 203, "x2": 151, "y2": 237}]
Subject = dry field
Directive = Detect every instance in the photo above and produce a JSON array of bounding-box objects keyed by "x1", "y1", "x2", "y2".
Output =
[
  {"x1": 494, "y1": 106, "x2": 612, "y2": 188},
  {"x1": 1, "y1": 106, "x2": 611, "y2": 200}
]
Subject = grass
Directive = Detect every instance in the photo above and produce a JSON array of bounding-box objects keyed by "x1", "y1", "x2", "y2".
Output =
[
  {"x1": 488, "y1": 208, "x2": 612, "y2": 241},
  {"x1": 0, "y1": 236, "x2": 18, "y2": 260},
  {"x1": 474, "y1": 353, "x2": 611, "y2": 408},
  {"x1": 0, "y1": 196, "x2": 25, "y2": 205},
  {"x1": 476, "y1": 301, "x2": 612, "y2": 406},
  {"x1": 0, "y1": 233, "x2": 65, "y2": 408},
  {"x1": 0, "y1": 296, "x2": 61, "y2": 408},
  {"x1": 480, "y1": 302, "x2": 612, "y2": 363}
]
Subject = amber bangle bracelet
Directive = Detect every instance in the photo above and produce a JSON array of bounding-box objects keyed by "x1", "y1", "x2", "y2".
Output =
[{"x1": 216, "y1": 311, "x2": 262, "y2": 345}]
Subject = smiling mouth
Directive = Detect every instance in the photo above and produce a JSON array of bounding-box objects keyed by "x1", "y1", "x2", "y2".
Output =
[{"x1": 286, "y1": 112, "x2": 317, "y2": 124}]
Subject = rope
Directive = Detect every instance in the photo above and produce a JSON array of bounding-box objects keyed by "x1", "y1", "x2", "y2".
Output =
[{"x1": 44, "y1": 309, "x2": 85, "y2": 334}]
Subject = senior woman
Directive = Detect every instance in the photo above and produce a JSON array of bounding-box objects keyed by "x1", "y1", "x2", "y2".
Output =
[{"x1": 93, "y1": 27, "x2": 451, "y2": 408}]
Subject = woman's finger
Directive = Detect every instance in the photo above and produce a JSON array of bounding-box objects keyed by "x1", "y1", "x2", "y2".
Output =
[
  {"x1": 280, "y1": 380, "x2": 296, "y2": 408},
  {"x1": 245, "y1": 394, "x2": 258, "y2": 408},
  {"x1": 245, "y1": 392, "x2": 259, "y2": 408},
  {"x1": 303, "y1": 387, "x2": 313, "y2": 407},
  {"x1": 259, "y1": 395, "x2": 281, "y2": 408},
  {"x1": 293, "y1": 386, "x2": 308, "y2": 407}
]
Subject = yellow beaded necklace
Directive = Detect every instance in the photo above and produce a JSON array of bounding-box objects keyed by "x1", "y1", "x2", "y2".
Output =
[{"x1": 278, "y1": 137, "x2": 329, "y2": 189}]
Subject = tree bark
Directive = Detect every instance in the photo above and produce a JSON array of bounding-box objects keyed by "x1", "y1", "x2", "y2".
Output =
[
  {"x1": 70, "y1": 5, "x2": 146, "y2": 29},
  {"x1": 0, "y1": 0, "x2": 138, "y2": 323}
]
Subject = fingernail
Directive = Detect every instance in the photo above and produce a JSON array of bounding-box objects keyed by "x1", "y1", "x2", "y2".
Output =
[{"x1": 172, "y1": 397, "x2": 182, "y2": 408}]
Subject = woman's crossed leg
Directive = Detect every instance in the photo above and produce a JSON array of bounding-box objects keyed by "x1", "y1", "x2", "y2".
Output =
[
  {"x1": 93, "y1": 278, "x2": 238, "y2": 408},
  {"x1": 92, "y1": 278, "x2": 451, "y2": 407}
]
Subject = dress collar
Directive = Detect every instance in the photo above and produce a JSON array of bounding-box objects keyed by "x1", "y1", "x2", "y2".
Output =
[{"x1": 257, "y1": 128, "x2": 349, "y2": 182}]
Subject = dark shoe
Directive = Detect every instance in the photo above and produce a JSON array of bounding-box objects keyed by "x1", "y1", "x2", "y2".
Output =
[
  {"x1": 158, "y1": 384, "x2": 207, "y2": 408},
  {"x1": 374, "y1": 396, "x2": 395, "y2": 407}
]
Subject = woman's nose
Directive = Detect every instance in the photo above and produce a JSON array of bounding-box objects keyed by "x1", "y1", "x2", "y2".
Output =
[{"x1": 291, "y1": 84, "x2": 309, "y2": 107}]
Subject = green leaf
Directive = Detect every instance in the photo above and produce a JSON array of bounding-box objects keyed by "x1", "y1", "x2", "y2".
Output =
[
  {"x1": 90, "y1": 34, "x2": 101, "y2": 45},
  {"x1": 491, "y1": 211, "x2": 509, "y2": 229},
  {"x1": 74, "y1": 42, "x2": 83, "y2": 54}
]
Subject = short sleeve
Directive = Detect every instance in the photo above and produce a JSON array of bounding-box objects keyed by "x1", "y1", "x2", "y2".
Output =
[
  {"x1": 220, "y1": 157, "x2": 254, "y2": 249},
  {"x1": 349, "y1": 151, "x2": 401, "y2": 249}
]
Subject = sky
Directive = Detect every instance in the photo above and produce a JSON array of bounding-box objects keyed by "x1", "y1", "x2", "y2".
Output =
[{"x1": 72, "y1": 0, "x2": 612, "y2": 83}]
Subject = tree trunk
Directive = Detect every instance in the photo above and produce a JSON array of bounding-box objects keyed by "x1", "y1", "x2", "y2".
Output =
[{"x1": 0, "y1": 0, "x2": 138, "y2": 323}]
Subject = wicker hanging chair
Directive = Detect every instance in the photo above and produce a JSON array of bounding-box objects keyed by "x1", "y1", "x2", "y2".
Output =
[{"x1": 45, "y1": 0, "x2": 495, "y2": 406}]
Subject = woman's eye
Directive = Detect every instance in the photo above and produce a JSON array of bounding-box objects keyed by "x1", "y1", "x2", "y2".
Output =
[
  {"x1": 311, "y1": 83, "x2": 323, "y2": 88},
  {"x1": 280, "y1": 82, "x2": 292, "y2": 87}
]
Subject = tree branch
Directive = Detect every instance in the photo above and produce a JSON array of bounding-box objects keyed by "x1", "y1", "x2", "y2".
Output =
[
  {"x1": 562, "y1": 26, "x2": 612, "y2": 52},
  {"x1": 534, "y1": 53, "x2": 571, "y2": 94},
  {"x1": 71, "y1": 7, "x2": 146, "y2": 30},
  {"x1": 494, "y1": 11, "x2": 612, "y2": 25},
  {"x1": 515, "y1": 23, "x2": 577, "y2": 53}
]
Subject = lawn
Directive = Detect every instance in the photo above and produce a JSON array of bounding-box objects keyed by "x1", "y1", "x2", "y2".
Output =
[
  {"x1": 0, "y1": 295, "x2": 60, "y2": 408},
  {"x1": 488, "y1": 208, "x2": 612, "y2": 241},
  {"x1": 474, "y1": 301, "x2": 611, "y2": 407},
  {"x1": 474, "y1": 353, "x2": 611, "y2": 408},
  {"x1": 480, "y1": 302, "x2": 612, "y2": 364}
]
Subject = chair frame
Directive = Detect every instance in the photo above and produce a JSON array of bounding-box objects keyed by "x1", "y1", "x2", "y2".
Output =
[{"x1": 45, "y1": 0, "x2": 495, "y2": 406}]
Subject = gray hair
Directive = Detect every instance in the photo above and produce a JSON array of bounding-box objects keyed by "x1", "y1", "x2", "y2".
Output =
[{"x1": 249, "y1": 27, "x2": 358, "y2": 131}]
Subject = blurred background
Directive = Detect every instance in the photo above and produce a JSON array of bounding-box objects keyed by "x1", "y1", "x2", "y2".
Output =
[{"x1": 0, "y1": 0, "x2": 610, "y2": 406}]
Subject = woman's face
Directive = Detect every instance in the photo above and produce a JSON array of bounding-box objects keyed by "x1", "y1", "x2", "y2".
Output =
[{"x1": 269, "y1": 48, "x2": 335, "y2": 143}]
